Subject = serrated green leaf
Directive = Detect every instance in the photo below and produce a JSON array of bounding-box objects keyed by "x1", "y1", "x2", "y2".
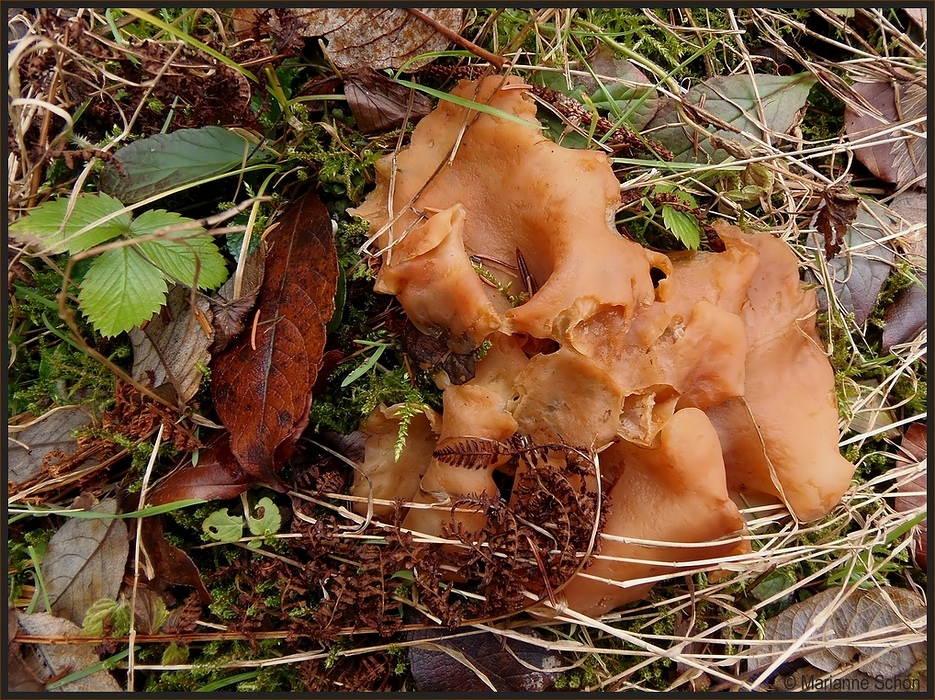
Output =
[
  {"x1": 162, "y1": 642, "x2": 190, "y2": 666},
  {"x1": 246, "y1": 497, "x2": 281, "y2": 537},
  {"x1": 77, "y1": 246, "x2": 168, "y2": 337},
  {"x1": 131, "y1": 210, "x2": 228, "y2": 290},
  {"x1": 82, "y1": 597, "x2": 120, "y2": 636},
  {"x1": 661, "y1": 205, "x2": 701, "y2": 249},
  {"x1": 8, "y1": 193, "x2": 130, "y2": 254},
  {"x1": 99, "y1": 126, "x2": 271, "y2": 204},
  {"x1": 202, "y1": 509, "x2": 244, "y2": 543}
]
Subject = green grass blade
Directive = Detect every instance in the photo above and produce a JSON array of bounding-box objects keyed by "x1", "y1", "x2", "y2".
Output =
[{"x1": 395, "y1": 79, "x2": 540, "y2": 129}]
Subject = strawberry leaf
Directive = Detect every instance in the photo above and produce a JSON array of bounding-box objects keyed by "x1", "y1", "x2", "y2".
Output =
[
  {"x1": 661, "y1": 205, "x2": 701, "y2": 249},
  {"x1": 78, "y1": 246, "x2": 168, "y2": 337},
  {"x1": 8, "y1": 193, "x2": 130, "y2": 254},
  {"x1": 131, "y1": 210, "x2": 228, "y2": 290}
]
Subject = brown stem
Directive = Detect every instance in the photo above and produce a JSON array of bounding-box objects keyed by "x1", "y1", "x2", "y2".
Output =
[{"x1": 405, "y1": 8, "x2": 507, "y2": 70}]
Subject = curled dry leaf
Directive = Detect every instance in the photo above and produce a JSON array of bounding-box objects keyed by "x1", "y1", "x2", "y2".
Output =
[
  {"x1": 8, "y1": 405, "x2": 99, "y2": 485},
  {"x1": 40, "y1": 498, "x2": 129, "y2": 627},
  {"x1": 130, "y1": 284, "x2": 213, "y2": 404},
  {"x1": 211, "y1": 190, "x2": 338, "y2": 488},
  {"x1": 845, "y1": 78, "x2": 927, "y2": 190},
  {"x1": 233, "y1": 7, "x2": 464, "y2": 70},
  {"x1": 148, "y1": 432, "x2": 254, "y2": 506},
  {"x1": 14, "y1": 611, "x2": 122, "y2": 692},
  {"x1": 208, "y1": 242, "x2": 266, "y2": 354},
  {"x1": 815, "y1": 183, "x2": 860, "y2": 259},
  {"x1": 344, "y1": 66, "x2": 433, "y2": 134}
]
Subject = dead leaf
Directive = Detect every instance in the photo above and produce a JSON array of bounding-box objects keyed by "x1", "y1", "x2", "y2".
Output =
[
  {"x1": 15, "y1": 611, "x2": 123, "y2": 692},
  {"x1": 755, "y1": 587, "x2": 926, "y2": 679},
  {"x1": 7, "y1": 405, "x2": 99, "y2": 485},
  {"x1": 816, "y1": 184, "x2": 860, "y2": 259},
  {"x1": 234, "y1": 8, "x2": 464, "y2": 70},
  {"x1": 845, "y1": 78, "x2": 926, "y2": 190},
  {"x1": 148, "y1": 432, "x2": 254, "y2": 506},
  {"x1": 344, "y1": 67, "x2": 433, "y2": 134},
  {"x1": 888, "y1": 188, "x2": 927, "y2": 267},
  {"x1": 41, "y1": 497, "x2": 129, "y2": 626},
  {"x1": 130, "y1": 285, "x2": 213, "y2": 404},
  {"x1": 847, "y1": 588, "x2": 926, "y2": 678},
  {"x1": 408, "y1": 625, "x2": 563, "y2": 692},
  {"x1": 139, "y1": 513, "x2": 212, "y2": 604},
  {"x1": 905, "y1": 8, "x2": 926, "y2": 33},
  {"x1": 210, "y1": 190, "x2": 338, "y2": 488},
  {"x1": 882, "y1": 279, "x2": 927, "y2": 352},
  {"x1": 208, "y1": 242, "x2": 266, "y2": 354},
  {"x1": 815, "y1": 200, "x2": 897, "y2": 327},
  {"x1": 894, "y1": 423, "x2": 927, "y2": 569}
]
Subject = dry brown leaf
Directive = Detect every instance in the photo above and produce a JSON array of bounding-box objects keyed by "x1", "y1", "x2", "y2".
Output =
[
  {"x1": 756, "y1": 587, "x2": 926, "y2": 679},
  {"x1": 894, "y1": 423, "x2": 927, "y2": 569},
  {"x1": 211, "y1": 190, "x2": 338, "y2": 488},
  {"x1": 15, "y1": 611, "x2": 122, "y2": 692},
  {"x1": 815, "y1": 184, "x2": 860, "y2": 259},
  {"x1": 130, "y1": 285, "x2": 213, "y2": 404},
  {"x1": 889, "y1": 189, "x2": 927, "y2": 267},
  {"x1": 208, "y1": 242, "x2": 266, "y2": 354},
  {"x1": 8, "y1": 405, "x2": 99, "y2": 485},
  {"x1": 845, "y1": 78, "x2": 927, "y2": 189},
  {"x1": 234, "y1": 8, "x2": 464, "y2": 70},
  {"x1": 41, "y1": 498, "x2": 129, "y2": 626},
  {"x1": 905, "y1": 8, "x2": 926, "y2": 33},
  {"x1": 344, "y1": 67, "x2": 433, "y2": 134}
]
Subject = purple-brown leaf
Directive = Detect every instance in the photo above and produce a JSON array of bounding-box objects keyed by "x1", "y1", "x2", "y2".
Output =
[{"x1": 408, "y1": 625, "x2": 563, "y2": 692}]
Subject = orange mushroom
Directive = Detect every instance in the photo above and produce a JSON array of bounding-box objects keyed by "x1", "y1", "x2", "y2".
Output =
[{"x1": 348, "y1": 76, "x2": 854, "y2": 615}]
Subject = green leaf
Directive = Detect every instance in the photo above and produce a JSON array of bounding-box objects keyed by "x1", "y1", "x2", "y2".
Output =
[
  {"x1": 77, "y1": 246, "x2": 168, "y2": 337},
  {"x1": 131, "y1": 210, "x2": 228, "y2": 290},
  {"x1": 162, "y1": 642, "x2": 190, "y2": 666},
  {"x1": 82, "y1": 597, "x2": 120, "y2": 636},
  {"x1": 661, "y1": 205, "x2": 701, "y2": 249},
  {"x1": 8, "y1": 193, "x2": 130, "y2": 254},
  {"x1": 99, "y1": 126, "x2": 271, "y2": 203},
  {"x1": 202, "y1": 509, "x2": 244, "y2": 543},
  {"x1": 645, "y1": 73, "x2": 817, "y2": 162},
  {"x1": 589, "y1": 82, "x2": 659, "y2": 132},
  {"x1": 246, "y1": 497, "x2": 281, "y2": 537}
]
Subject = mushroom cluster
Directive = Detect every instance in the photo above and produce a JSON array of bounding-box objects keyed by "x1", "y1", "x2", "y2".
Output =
[{"x1": 349, "y1": 76, "x2": 854, "y2": 617}]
